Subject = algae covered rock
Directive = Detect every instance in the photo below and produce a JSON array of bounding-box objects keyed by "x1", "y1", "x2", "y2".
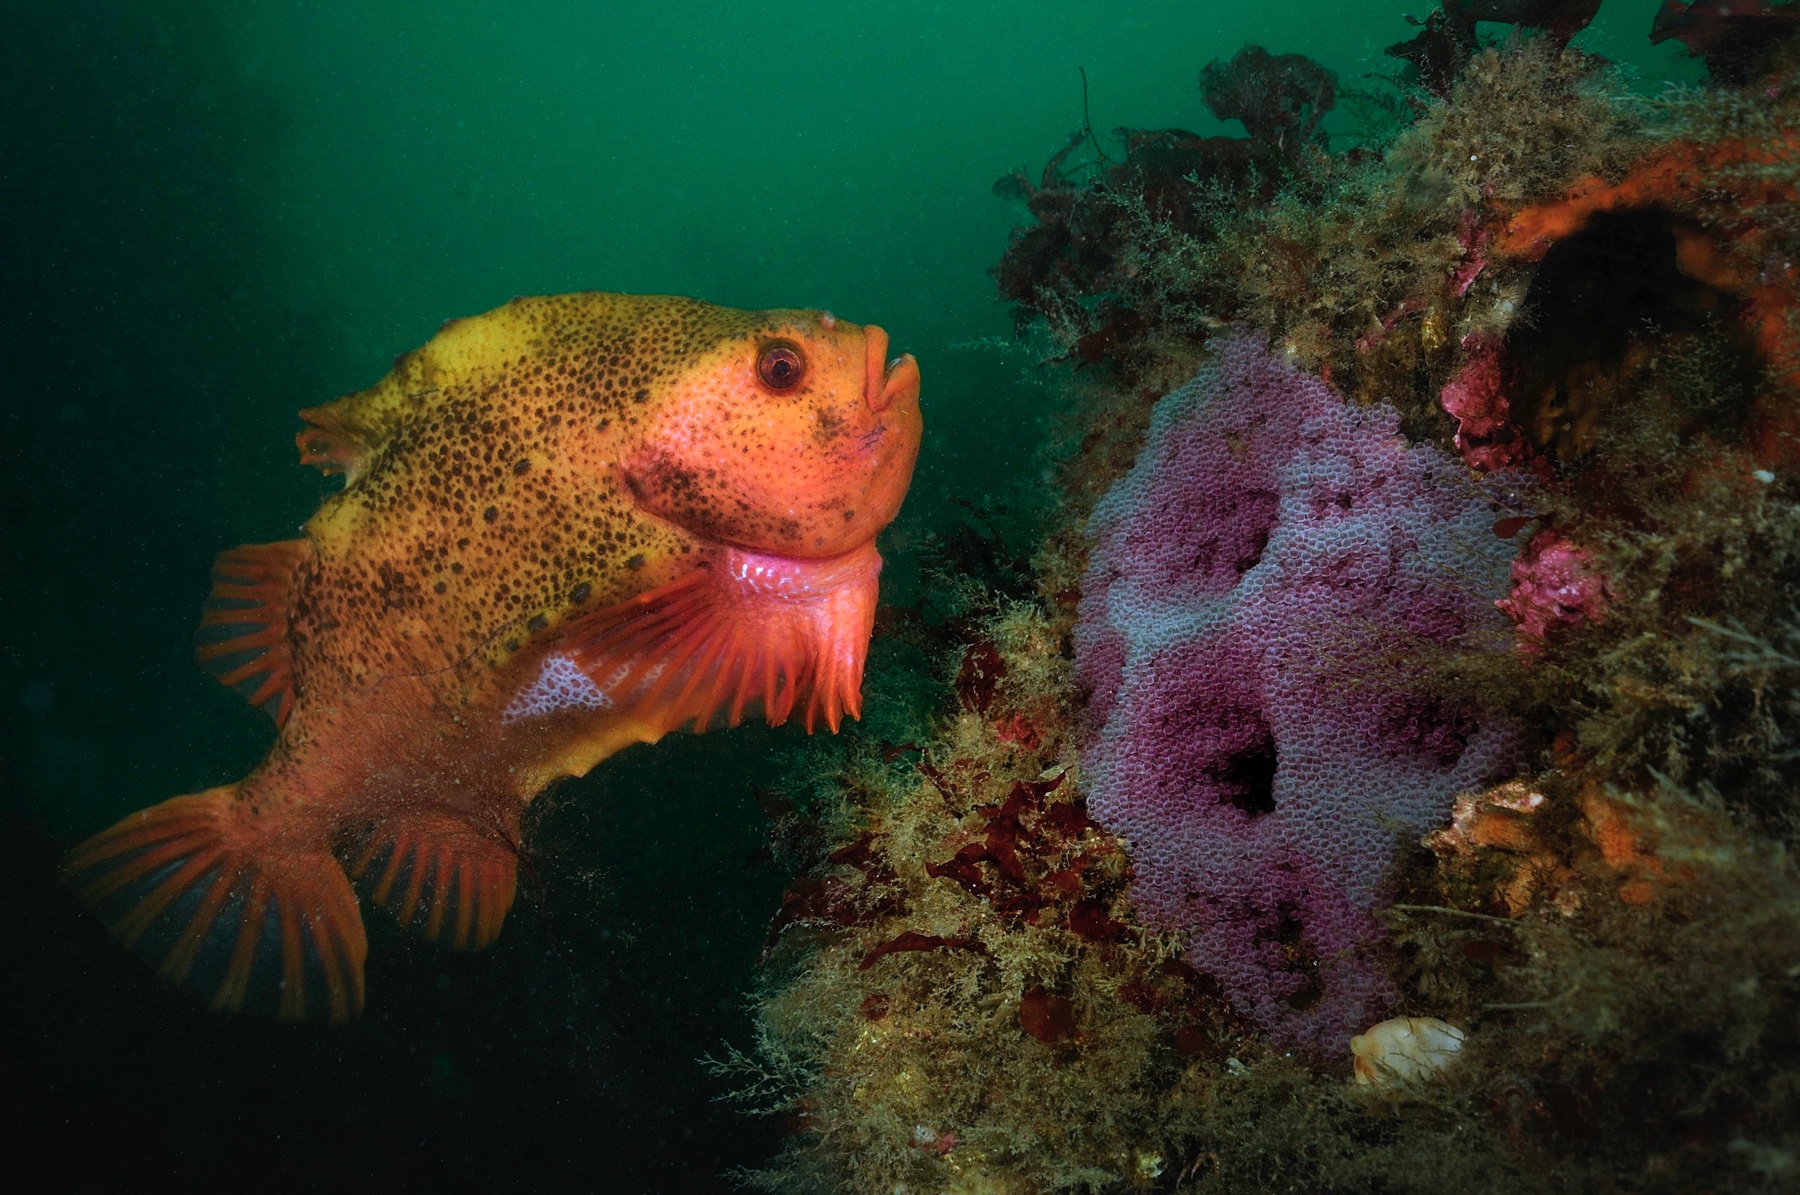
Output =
[{"x1": 735, "y1": 17, "x2": 1800, "y2": 1194}]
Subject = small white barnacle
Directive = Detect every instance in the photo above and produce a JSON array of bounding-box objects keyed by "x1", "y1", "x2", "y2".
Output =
[{"x1": 1350, "y1": 1016, "x2": 1465, "y2": 1090}]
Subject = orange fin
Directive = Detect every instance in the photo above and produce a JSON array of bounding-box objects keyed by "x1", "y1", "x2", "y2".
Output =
[
  {"x1": 194, "y1": 540, "x2": 308, "y2": 726},
  {"x1": 295, "y1": 402, "x2": 378, "y2": 481},
  {"x1": 295, "y1": 333, "x2": 457, "y2": 483},
  {"x1": 506, "y1": 542, "x2": 882, "y2": 738},
  {"x1": 60, "y1": 787, "x2": 368, "y2": 1024},
  {"x1": 347, "y1": 804, "x2": 520, "y2": 951}
]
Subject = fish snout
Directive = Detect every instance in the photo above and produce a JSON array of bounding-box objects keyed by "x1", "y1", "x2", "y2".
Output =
[{"x1": 863, "y1": 324, "x2": 920, "y2": 414}]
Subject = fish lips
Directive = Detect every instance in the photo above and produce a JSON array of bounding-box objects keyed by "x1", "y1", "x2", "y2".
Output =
[{"x1": 864, "y1": 324, "x2": 921, "y2": 415}]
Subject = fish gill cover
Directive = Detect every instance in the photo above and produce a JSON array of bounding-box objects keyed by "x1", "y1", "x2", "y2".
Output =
[{"x1": 727, "y1": 3, "x2": 1800, "y2": 1193}]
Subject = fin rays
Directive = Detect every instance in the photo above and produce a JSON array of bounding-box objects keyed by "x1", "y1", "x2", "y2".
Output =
[
  {"x1": 347, "y1": 805, "x2": 520, "y2": 952},
  {"x1": 194, "y1": 540, "x2": 309, "y2": 726},
  {"x1": 528, "y1": 544, "x2": 882, "y2": 739},
  {"x1": 61, "y1": 788, "x2": 368, "y2": 1025},
  {"x1": 295, "y1": 403, "x2": 378, "y2": 482}
]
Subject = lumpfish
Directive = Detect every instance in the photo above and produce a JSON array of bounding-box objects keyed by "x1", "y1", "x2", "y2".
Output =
[{"x1": 62, "y1": 294, "x2": 922, "y2": 1023}]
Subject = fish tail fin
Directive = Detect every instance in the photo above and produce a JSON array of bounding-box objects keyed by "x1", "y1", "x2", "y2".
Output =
[
  {"x1": 60, "y1": 786, "x2": 368, "y2": 1025},
  {"x1": 347, "y1": 804, "x2": 520, "y2": 952}
]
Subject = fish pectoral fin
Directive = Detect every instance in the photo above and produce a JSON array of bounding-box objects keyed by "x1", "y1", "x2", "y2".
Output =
[
  {"x1": 194, "y1": 539, "x2": 309, "y2": 726},
  {"x1": 346, "y1": 802, "x2": 521, "y2": 952},
  {"x1": 532, "y1": 541, "x2": 882, "y2": 738},
  {"x1": 61, "y1": 786, "x2": 368, "y2": 1025}
]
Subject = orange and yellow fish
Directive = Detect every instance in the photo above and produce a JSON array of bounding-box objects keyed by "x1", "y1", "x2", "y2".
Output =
[{"x1": 62, "y1": 293, "x2": 922, "y2": 1023}]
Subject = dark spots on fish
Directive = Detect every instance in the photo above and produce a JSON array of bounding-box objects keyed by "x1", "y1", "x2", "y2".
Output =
[
  {"x1": 842, "y1": 508, "x2": 857, "y2": 522},
  {"x1": 646, "y1": 458, "x2": 703, "y2": 502},
  {"x1": 526, "y1": 613, "x2": 548, "y2": 632},
  {"x1": 292, "y1": 294, "x2": 807, "y2": 686}
]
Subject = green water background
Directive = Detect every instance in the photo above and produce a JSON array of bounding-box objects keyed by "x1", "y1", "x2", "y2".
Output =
[{"x1": 0, "y1": 2, "x2": 1699, "y2": 1189}]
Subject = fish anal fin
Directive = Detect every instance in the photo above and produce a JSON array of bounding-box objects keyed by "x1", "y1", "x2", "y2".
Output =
[
  {"x1": 347, "y1": 804, "x2": 521, "y2": 952},
  {"x1": 195, "y1": 539, "x2": 308, "y2": 726},
  {"x1": 61, "y1": 786, "x2": 368, "y2": 1025},
  {"x1": 506, "y1": 542, "x2": 882, "y2": 749}
]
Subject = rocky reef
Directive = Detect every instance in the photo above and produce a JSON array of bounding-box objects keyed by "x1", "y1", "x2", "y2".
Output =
[{"x1": 726, "y1": 5, "x2": 1800, "y2": 1192}]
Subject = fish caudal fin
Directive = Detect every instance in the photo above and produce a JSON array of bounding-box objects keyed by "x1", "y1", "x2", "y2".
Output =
[
  {"x1": 61, "y1": 787, "x2": 368, "y2": 1024},
  {"x1": 348, "y1": 805, "x2": 520, "y2": 951},
  {"x1": 195, "y1": 539, "x2": 309, "y2": 726}
]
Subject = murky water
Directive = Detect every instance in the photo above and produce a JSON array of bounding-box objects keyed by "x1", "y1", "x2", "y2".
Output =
[{"x1": 0, "y1": 3, "x2": 1711, "y2": 1190}]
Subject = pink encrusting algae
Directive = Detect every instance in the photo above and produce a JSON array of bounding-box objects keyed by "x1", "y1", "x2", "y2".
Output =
[
  {"x1": 1494, "y1": 528, "x2": 1610, "y2": 649},
  {"x1": 1439, "y1": 334, "x2": 1537, "y2": 473}
]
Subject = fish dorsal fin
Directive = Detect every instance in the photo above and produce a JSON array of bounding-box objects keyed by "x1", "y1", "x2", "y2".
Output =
[
  {"x1": 295, "y1": 401, "x2": 380, "y2": 481},
  {"x1": 195, "y1": 539, "x2": 309, "y2": 726},
  {"x1": 504, "y1": 542, "x2": 883, "y2": 758},
  {"x1": 295, "y1": 350, "x2": 431, "y2": 484}
]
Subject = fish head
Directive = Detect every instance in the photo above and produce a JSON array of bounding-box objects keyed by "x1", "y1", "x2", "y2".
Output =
[{"x1": 621, "y1": 310, "x2": 922, "y2": 558}]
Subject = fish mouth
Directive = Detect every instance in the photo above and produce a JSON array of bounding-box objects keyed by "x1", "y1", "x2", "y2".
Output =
[{"x1": 864, "y1": 324, "x2": 920, "y2": 415}]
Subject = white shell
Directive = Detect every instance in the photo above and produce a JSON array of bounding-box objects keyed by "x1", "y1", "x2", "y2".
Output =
[{"x1": 1350, "y1": 1016, "x2": 1465, "y2": 1088}]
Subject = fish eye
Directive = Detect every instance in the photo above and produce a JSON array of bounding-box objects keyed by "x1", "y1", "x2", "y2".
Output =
[{"x1": 756, "y1": 341, "x2": 805, "y2": 392}]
